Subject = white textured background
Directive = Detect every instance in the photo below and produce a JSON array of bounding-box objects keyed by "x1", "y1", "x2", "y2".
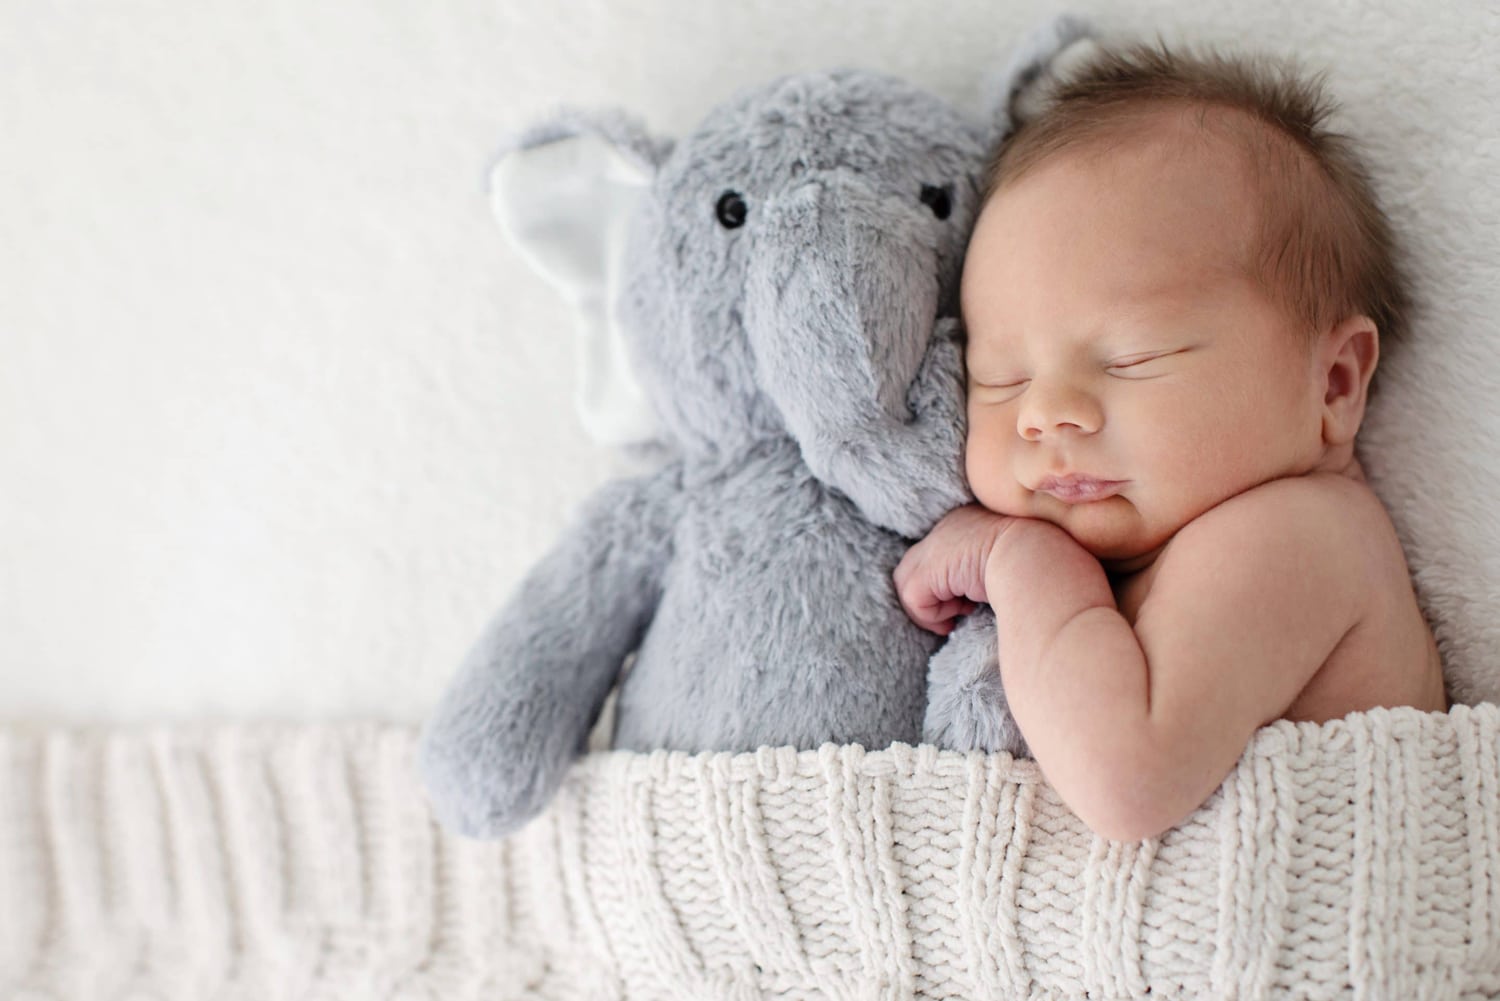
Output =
[{"x1": 3, "y1": 1, "x2": 1498, "y2": 721}]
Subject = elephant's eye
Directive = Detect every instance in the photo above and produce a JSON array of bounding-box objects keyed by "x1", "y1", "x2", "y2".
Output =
[
  {"x1": 715, "y1": 191, "x2": 748, "y2": 229},
  {"x1": 920, "y1": 183, "x2": 952, "y2": 221}
]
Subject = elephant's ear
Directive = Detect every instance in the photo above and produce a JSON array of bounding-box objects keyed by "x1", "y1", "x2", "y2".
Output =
[
  {"x1": 982, "y1": 13, "x2": 1101, "y2": 141},
  {"x1": 489, "y1": 109, "x2": 673, "y2": 448}
]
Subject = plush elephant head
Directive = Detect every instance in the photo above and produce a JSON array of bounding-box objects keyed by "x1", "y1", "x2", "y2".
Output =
[
  {"x1": 619, "y1": 72, "x2": 981, "y2": 453},
  {"x1": 494, "y1": 77, "x2": 981, "y2": 537}
]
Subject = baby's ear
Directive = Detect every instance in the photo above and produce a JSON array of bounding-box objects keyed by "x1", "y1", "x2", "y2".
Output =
[{"x1": 1320, "y1": 315, "x2": 1380, "y2": 446}]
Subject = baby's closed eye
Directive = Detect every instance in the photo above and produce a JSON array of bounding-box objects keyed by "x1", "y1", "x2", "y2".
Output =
[
  {"x1": 968, "y1": 348, "x2": 1190, "y2": 396},
  {"x1": 1106, "y1": 347, "x2": 1192, "y2": 375}
]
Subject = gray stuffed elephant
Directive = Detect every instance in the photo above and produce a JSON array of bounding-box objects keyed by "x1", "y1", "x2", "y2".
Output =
[{"x1": 421, "y1": 17, "x2": 1095, "y2": 839}]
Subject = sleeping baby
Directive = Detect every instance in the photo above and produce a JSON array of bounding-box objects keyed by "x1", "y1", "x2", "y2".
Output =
[{"x1": 894, "y1": 41, "x2": 1448, "y2": 841}]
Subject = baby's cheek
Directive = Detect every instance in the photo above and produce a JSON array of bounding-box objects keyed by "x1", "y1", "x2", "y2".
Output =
[
  {"x1": 961, "y1": 427, "x2": 989, "y2": 485},
  {"x1": 963, "y1": 441, "x2": 1017, "y2": 515}
]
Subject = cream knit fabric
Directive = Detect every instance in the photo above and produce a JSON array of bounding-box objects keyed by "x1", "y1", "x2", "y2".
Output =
[{"x1": 4, "y1": 705, "x2": 1500, "y2": 1000}]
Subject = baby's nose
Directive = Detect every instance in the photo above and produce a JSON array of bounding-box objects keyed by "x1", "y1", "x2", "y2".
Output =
[{"x1": 1017, "y1": 382, "x2": 1103, "y2": 440}]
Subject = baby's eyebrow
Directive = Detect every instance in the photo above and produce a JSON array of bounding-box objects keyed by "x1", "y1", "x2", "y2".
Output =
[{"x1": 964, "y1": 345, "x2": 1023, "y2": 376}]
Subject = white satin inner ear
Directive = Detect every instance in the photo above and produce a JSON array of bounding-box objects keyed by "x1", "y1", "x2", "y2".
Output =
[{"x1": 490, "y1": 135, "x2": 662, "y2": 447}]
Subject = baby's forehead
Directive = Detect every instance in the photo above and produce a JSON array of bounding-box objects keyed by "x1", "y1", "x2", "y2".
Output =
[
  {"x1": 960, "y1": 229, "x2": 1302, "y2": 360},
  {"x1": 964, "y1": 287, "x2": 1202, "y2": 348},
  {"x1": 964, "y1": 107, "x2": 1314, "y2": 314}
]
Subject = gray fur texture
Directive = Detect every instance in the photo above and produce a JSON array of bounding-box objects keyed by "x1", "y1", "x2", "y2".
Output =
[
  {"x1": 921, "y1": 607, "x2": 1030, "y2": 756},
  {"x1": 421, "y1": 18, "x2": 1091, "y2": 839}
]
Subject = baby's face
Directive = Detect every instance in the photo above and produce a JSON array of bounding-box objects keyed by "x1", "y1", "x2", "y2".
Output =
[{"x1": 961, "y1": 121, "x2": 1330, "y2": 573}]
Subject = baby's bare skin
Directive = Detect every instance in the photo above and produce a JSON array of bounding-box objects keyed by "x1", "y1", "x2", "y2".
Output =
[
  {"x1": 894, "y1": 105, "x2": 1445, "y2": 841},
  {"x1": 1110, "y1": 459, "x2": 1445, "y2": 727}
]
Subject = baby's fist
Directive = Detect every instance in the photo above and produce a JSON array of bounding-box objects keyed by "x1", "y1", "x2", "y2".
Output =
[{"x1": 893, "y1": 505, "x2": 1018, "y2": 635}]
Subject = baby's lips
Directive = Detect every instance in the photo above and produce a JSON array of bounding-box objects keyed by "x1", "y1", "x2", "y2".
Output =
[{"x1": 1036, "y1": 474, "x2": 1128, "y2": 503}]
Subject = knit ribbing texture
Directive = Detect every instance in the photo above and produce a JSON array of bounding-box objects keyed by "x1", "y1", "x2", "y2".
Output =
[{"x1": 3, "y1": 706, "x2": 1500, "y2": 999}]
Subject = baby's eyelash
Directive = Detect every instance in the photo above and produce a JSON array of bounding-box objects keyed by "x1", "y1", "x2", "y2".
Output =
[
  {"x1": 1109, "y1": 354, "x2": 1165, "y2": 369},
  {"x1": 973, "y1": 349, "x2": 1187, "y2": 390},
  {"x1": 1110, "y1": 347, "x2": 1191, "y2": 369}
]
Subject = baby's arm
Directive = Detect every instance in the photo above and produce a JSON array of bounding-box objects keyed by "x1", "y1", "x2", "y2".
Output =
[
  {"x1": 897, "y1": 477, "x2": 1366, "y2": 841},
  {"x1": 993, "y1": 478, "x2": 1370, "y2": 839}
]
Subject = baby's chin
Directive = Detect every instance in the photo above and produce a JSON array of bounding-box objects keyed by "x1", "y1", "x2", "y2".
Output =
[{"x1": 1028, "y1": 497, "x2": 1173, "y2": 572}]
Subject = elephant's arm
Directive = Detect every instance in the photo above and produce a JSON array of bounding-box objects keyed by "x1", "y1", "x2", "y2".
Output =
[
  {"x1": 418, "y1": 461, "x2": 682, "y2": 838},
  {"x1": 922, "y1": 606, "x2": 1030, "y2": 756}
]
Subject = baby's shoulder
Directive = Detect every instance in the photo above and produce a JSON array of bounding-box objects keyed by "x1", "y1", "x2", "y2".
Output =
[
  {"x1": 1118, "y1": 471, "x2": 1399, "y2": 630},
  {"x1": 1196, "y1": 471, "x2": 1390, "y2": 545},
  {"x1": 1164, "y1": 471, "x2": 1394, "y2": 595}
]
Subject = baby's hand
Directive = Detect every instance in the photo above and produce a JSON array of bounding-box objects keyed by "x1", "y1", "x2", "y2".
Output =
[{"x1": 894, "y1": 505, "x2": 1018, "y2": 635}]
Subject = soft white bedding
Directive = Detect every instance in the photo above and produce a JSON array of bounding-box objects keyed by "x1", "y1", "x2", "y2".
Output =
[{"x1": 6, "y1": 708, "x2": 1500, "y2": 998}]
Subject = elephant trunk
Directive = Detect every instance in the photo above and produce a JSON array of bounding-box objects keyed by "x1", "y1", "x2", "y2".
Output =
[
  {"x1": 742, "y1": 172, "x2": 971, "y2": 536},
  {"x1": 744, "y1": 173, "x2": 946, "y2": 441}
]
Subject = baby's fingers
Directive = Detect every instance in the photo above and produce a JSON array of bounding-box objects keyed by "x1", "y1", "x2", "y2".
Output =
[
  {"x1": 902, "y1": 594, "x2": 975, "y2": 635},
  {"x1": 929, "y1": 598, "x2": 979, "y2": 634}
]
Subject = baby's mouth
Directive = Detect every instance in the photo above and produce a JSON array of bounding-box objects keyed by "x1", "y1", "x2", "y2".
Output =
[{"x1": 1035, "y1": 475, "x2": 1128, "y2": 504}]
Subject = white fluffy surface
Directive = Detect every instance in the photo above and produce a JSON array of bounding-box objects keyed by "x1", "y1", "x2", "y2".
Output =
[{"x1": 2, "y1": 1, "x2": 1498, "y2": 720}]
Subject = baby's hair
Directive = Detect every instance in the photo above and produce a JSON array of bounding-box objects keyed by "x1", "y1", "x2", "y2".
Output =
[{"x1": 983, "y1": 41, "x2": 1411, "y2": 361}]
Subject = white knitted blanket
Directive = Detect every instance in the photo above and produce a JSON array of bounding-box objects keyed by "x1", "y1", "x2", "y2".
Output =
[{"x1": 4, "y1": 706, "x2": 1500, "y2": 1000}]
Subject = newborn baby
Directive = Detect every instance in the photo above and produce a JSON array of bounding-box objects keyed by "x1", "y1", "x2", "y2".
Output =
[{"x1": 895, "y1": 42, "x2": 1448, "y2": 841}]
